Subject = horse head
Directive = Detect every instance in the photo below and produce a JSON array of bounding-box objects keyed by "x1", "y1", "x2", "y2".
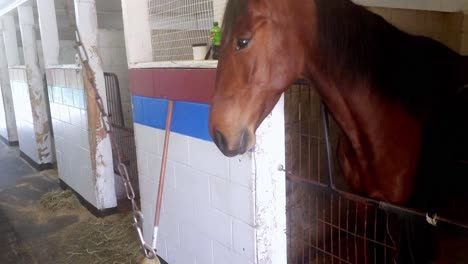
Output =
[{"x1": 209, "y1": 0, "x2": 309, "y2": 157}]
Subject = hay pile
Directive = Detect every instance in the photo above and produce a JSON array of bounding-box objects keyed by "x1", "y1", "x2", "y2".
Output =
[
  {"x1": 39, "y1": 189, "x2": 81, "y2": 211},
  {"x1": 38, "y1": 189, "x2": 145, "y2": 264},
  {"x1": 63, "y1": 214, "x2": 143, "y2": 264}
]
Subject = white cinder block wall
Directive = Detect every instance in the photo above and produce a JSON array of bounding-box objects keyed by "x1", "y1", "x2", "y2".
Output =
[
  {"x1": 98, "y1": 29, "x2": 133, "y2": 128},
  {"x1": 9, "y1": 67, "x2": 39, "y2": 162},
  {"x1": 136, "y1": 125, "x2": 256, "y2": 263},
  {"x1": 47, "y1": 67, "x2": 97, "y2": 207},
  {"x1": 134, "y1": 97, "x2": 287, "y2": 264}
]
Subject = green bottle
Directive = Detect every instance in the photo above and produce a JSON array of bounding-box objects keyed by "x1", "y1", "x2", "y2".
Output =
[
  {"x1": 210, "y1": 21, "x2": 221, "y2": 59},
  {"x1": 210, "y1": 21, "x2": 221, "y2": 46}
]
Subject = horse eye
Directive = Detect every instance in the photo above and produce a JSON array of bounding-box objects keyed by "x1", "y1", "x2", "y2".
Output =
[{"x1": 236, "y1": 39, "x2": 250, "y2": 50}]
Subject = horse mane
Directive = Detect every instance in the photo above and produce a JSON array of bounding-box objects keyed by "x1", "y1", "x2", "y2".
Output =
[
  {"x1": 314, "y1": 0, "x2": 394, "y2": 80},
  {"x1": 221, "y1": 0, "x2": 248, "y2": 47},
  {"x1": 314, "y1": 0, "x2": 466, "y2": 114}
]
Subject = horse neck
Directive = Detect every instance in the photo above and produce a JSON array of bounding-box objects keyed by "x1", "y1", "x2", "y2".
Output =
[{"x1": 270, "y1": 0, "x2": 318, "y2": 38}]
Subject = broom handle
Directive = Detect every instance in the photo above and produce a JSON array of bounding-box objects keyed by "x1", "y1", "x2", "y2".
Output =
[{"x1": 152, "y1": 100, "x2": 174, "y2": 249}]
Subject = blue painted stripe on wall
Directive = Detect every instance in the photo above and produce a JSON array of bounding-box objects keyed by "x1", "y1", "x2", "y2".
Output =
[{"x1": 132, "y1": 96, "x2": 213, "y2": 142}]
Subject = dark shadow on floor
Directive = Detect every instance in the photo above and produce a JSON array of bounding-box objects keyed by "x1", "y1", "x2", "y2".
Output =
[{"x1": 0, "y1": 142, "x2": 36, "y2": 189}]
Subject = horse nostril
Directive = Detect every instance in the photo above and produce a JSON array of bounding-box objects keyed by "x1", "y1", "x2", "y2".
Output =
[
  {"x1": 213, "y1": 130, "x2": 227, "y2": 153},
  {"x1": 213, "y1": 129, "x2": 250, "y2": 157}
]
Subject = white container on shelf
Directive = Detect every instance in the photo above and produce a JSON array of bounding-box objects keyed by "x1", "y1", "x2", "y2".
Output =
[{"x1": 192, "y1": 44, "x2": 208, "y2": 61}]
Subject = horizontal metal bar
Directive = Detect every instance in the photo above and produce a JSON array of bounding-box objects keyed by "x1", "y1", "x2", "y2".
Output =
[{"x1": 287, "y1": 174, "x2": 468, "y2": 231}]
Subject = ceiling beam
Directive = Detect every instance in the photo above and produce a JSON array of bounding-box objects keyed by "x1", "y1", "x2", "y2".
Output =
[{"x1": 0, "y1": 0, "x2": 30, "y2": 17}]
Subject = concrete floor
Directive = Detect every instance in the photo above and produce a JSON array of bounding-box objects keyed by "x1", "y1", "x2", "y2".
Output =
[
  {"x1": 0, "y1": 142, "x2": 72, "y2": 263},
  {"x1": 0, "y1": 141, "x2": 38, "y2": 188},
  {"x1": 0, "y1": 142, "x2": 168, "y2": 264}
]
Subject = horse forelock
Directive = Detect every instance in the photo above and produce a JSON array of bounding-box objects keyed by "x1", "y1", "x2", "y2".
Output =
[{"x1": 221, "y1": 0, "x2": 249, "y2": 47}]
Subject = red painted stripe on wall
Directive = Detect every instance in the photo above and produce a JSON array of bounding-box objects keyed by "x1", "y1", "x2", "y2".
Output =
[
  {"x1": 129, "y1": 68, "x2": 216, "y2": 104},
  {"x1": 129, "y1": 69, "x2": 155, "y2": 98}
]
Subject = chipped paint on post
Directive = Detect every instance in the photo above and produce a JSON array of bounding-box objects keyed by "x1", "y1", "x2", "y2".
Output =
[
  {"x1": 18, "y1": 5, "x2": 53, "y2": 164},
  {"x1": 75, "y1": 0, "x2": 117, "y2": 209},
  {"x1": 254, "y1": 95, "x2": 287, "y2": 264}
]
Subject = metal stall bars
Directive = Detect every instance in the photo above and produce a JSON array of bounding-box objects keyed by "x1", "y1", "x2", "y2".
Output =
[
  {"x1": 104, "y1": 73, "x2": 125, "y2": 128},
  {"x1": 104, "y1": 72, "x2": 140, "y2": 197},
  {"x1": 104, "y1": 70, "x2": 176, "y2": 260},
  {"x1": 284, "y1": 81, "x2": 468, "y2": 264},
  {"x1": 285, "y1": 82, "x2": 399, "y2": 264}
]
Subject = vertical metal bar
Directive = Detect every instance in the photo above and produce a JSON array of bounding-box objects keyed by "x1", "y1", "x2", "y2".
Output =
[
  {"x1": 364, "y1": 205, "x2": 368, "y2": 264},
  {"x1": 287, "y1": 202, "x2": 290, "y2": 263},
  {"x1": 374, "y1": 209, "x2": 378, "y2": 264},
  {"x1": 320, "y1": 102, "x2": 335, "y2": 188},
  {"x1": 315, "y1": 191, "x2": 319, "y2": 264},
  {"x1": 308, "y1": 87, "x2": 312, "y2": 181},
  {"x1": 309, "y1": 188, "x2": 313, "y2": 263},
  {"x1": 302, "y1": 216, "x2": 305, "y2": 264},
  {"x1": 323, "y1": 191, "x2": 326, "y2": 264},
  {"x1": 354, "y1": 203, "x2": 358, "y2": 264},
  {"x1": 331, "y1": 194, "x2": 334, "y2": 264},
  {"x1": 338, "y1": 196, "x2": 342, "y2": 264},
  {"x1": 318, "y1": 109, "x2": 322, "y2": 184},
  {"x1": 384, "y1": 214, "x2": 388, "y2": 264},
  {"x1": 346, "y1": 199, "x2": 350, "y2": 262},
  {"x1": 299, "y1": 95, "x2": 302, "y2": 180}
]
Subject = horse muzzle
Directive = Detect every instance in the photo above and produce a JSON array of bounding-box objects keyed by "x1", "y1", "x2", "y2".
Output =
[{"x1": 212, "y1": 129, "x2": 253, "y2": 157}]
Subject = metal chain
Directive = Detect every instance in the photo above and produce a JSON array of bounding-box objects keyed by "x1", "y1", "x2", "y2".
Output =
[{"x1": 74, "y1": 30, "x2": 157, "y2": 260}]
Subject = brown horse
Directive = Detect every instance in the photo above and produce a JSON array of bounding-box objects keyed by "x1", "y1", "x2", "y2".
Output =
[{"x1": 209, "y1": 0, "x2": 468, "y2": 262}]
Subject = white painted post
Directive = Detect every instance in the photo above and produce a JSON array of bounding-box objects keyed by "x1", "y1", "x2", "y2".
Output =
[
  {"x1": 121, "y1": 0, "x2": 153, "y2": 66},
  {"x1": 2, "y1": 15, "x2": 20, "y2": 66},
  {"x1": 74, "y1": 0, "x2": 117, "y2": 210},
  {"x1": 18, "y1": 5, "x2": 54, "y2": 164},
  {"x1": 36, "y1": 0, "x2": 60, "y2": 66},
  {"x1": 213, "y1": 0, "x2": 227, "y2": 26},
  {"x1": 254, "y1": 96, "x2": 287, "y2": 264},
  {"x1": 0, "y1": 24, "x2": 18, "y2": 143}
]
